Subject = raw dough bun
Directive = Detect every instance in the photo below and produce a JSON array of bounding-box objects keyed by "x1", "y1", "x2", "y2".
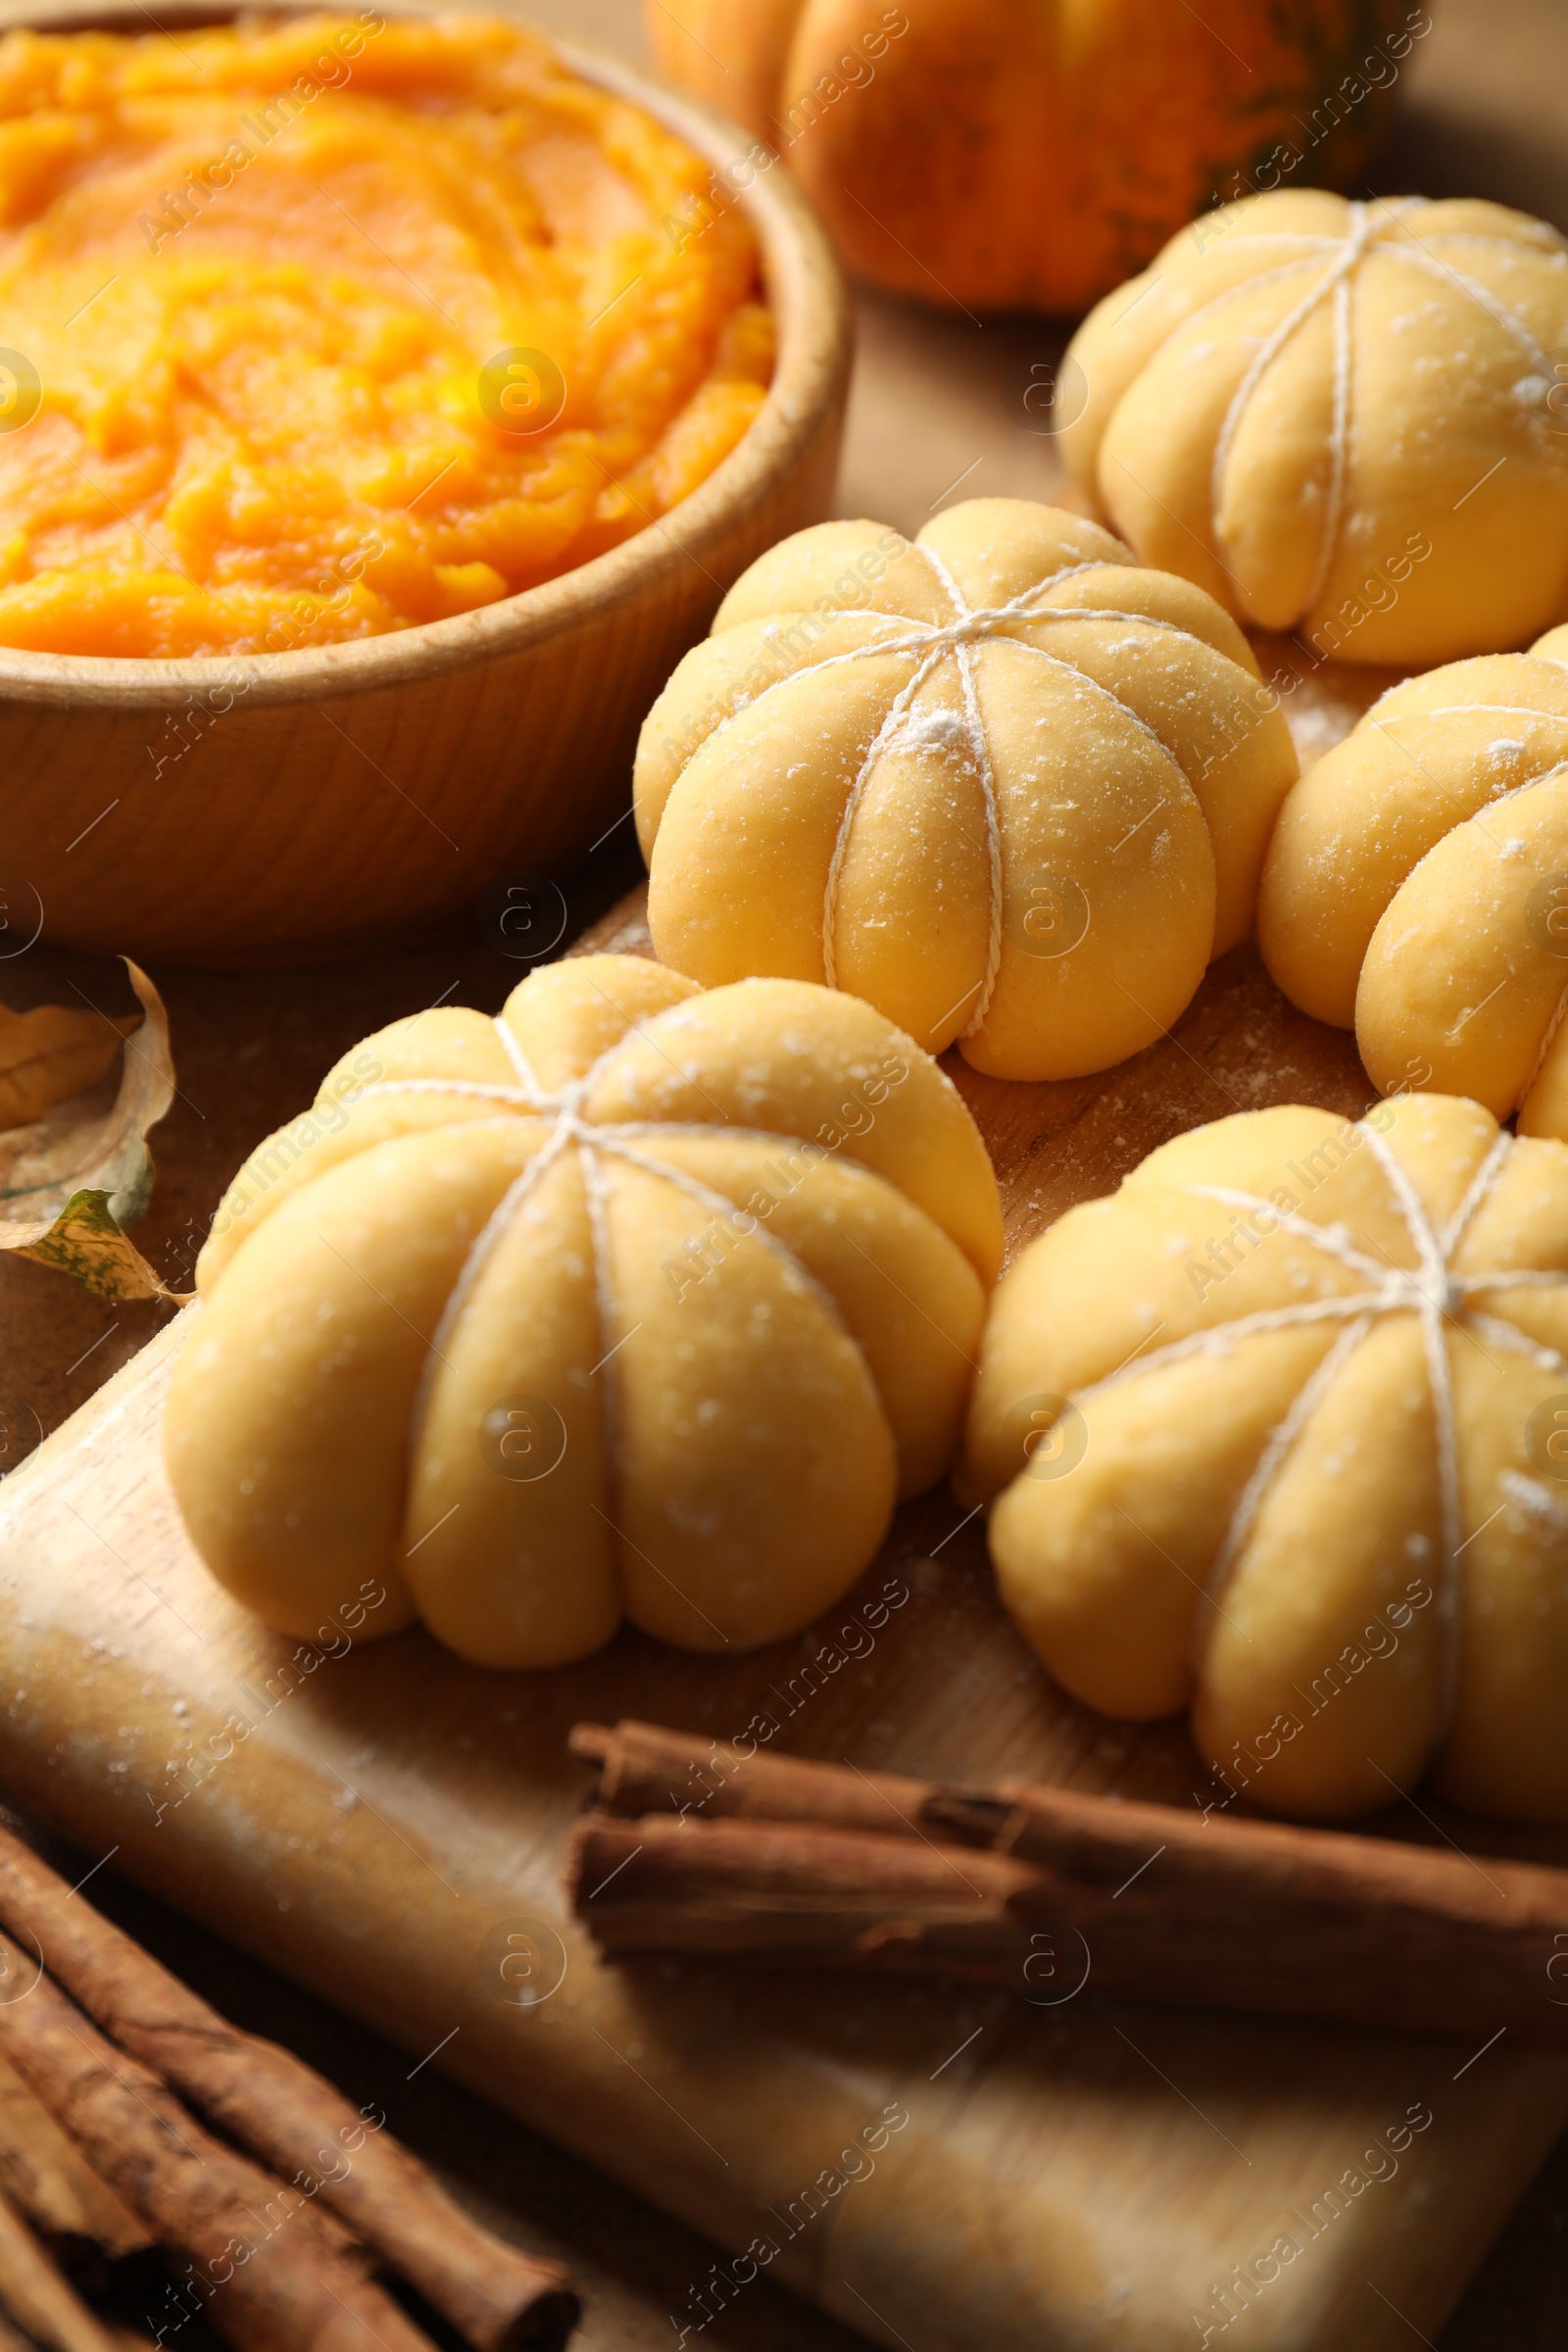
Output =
[
  {"x1": 166, "y1": 956, "x2": 1001, "y2": 1667},
  {"x1": 962, "y1": 1093, "x2": 1568, "y2": 1821},
  {"x1": 1059, "y1": 191, "x2": 1568, "y2": 665},
  {"x1": 1258, "y1": 623, "x2": 1568, "y2": 1130},
  {"x1": 635, "y1": 499, "x2": 1298, "y2": 1081}
]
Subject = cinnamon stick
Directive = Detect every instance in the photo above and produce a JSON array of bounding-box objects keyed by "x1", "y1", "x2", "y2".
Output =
[
  {"x1": 0, "y1": 1935, "x2": 436, "y2": 2352},
  {"x1": 572, "y1": 1809, "x2": 1031, "y2": 1976},
  {"x1": 0, "y1": 2052, "x2": 149, "y2": 2262},
  {"x1": 0, "y1": 2180, "x2": 124, "y2": 2352},
  {"x1": 938, "y1": 1774, "x2": 1568, "y2": 2040},
  {"x1": 568, "y1": 1720, "x2": 1568, "y2": 2047},
  {"x1": 0, "y1": 1825, "x2": 577, "y2": 2352},
  {"x1": 567, "y1": 1719, "x2": 928, "y2": 1833}
]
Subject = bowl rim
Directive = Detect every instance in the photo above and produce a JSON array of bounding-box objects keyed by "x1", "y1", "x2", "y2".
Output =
[{"x1": 0, "y1": 3, "x2": 851, "y2": 708}]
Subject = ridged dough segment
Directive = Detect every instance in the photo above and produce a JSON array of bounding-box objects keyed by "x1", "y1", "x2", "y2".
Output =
[
  {"x1": 198, "y1": 1097, "x2": 532, "y2": 1286},
  {"x1": 1010, "y1": 592, "x2": 1292, "y2": 953},
  {"x1": 963, "y1": 635, "x2": 1214, "y2": 1080},
  {"x1": 961, "y1": 1125, "x2": 1387, "y2": 1507},
  {"x1": 1091, "y1": 271, "x2": 1298, "y2": 617},
  {"x1": 990, "y1": 1327, "x2": 1342, "y2": 1720},
  {"x1": 400, "y1": 1147, "x2": 618, "y2": 1669},
  {"x1": 1319, "y1": 233, "x2": 1568, "y2": 660},
  {"x1": 964, "y1": 1101, "x2": 1453, "y2": 1507},
  {"x1": 1212, "y1": 293, "x2": 1340, "y2": 631},
  {"x1": 1132, "y1": 1100, "x2": 1434, "y2": 1257},
  {"x1": 169, "y1": 1123, "x2": 551, "y2": 1638},
  {"x1": 320, "y1": 1005, "x2": 519, "y2": 1097},
  {"x1": 915, "y1": 498, "x2": 1129, "y2": 611},
  {"x1": 199, "y1": 1003, "x2": 535, "y2": 1283},
  {"x1": 1357, "y1": 1090, "x2": 1501, "y2": 1228},
  {"x1": 1259, "y1": 630, "x2": 1568, "y2": 1131},
  {"x1": 1520, "y1": 1018, "x2": 1568, "y2": 1140},
  {"x1": 1059, "y1": 189, "x2": 1355, "y2": 491},
  {"x1": 712, "y1": 519, "x2": 950, "y2": 631},
  {"x1": 593, "y1": 1155, "x2": 896, "y2": 1650},
  {"x1": 583, "y1": 977, "x2": 1003, "y2": 1283},
  {"x1": 1027, "y1": 562, "x2": 1259, "y2": 670},
  {"x1": 1436, "y1": 1339, "x2": 1568, "y2": 1818},
  {"x1": 500, "y1": 955, "x2": 700, "y2": 1090},
  {"x1": 1457, "y1": 1128, "x2": 1568, "y2": 1279},
  {"x1": 828, "y1": 662, "x2": 995, "y2": 1054},
  {"x1": 636, "y1": 1131, "x2": 986, "y2": 1497},
  {"x1": 647, "y1": 653, "x2": 915, "y2": 985},
  {"x1": 1357, "y1": 768, "x2": 1568, "y2": 1114},
  {"x1": 1194, "y1": 1316, "x2": 1446, "y2": 1819},
  {"x1": 1259, "y1": 652, "x2": 1568, "y2": 1027},
  {"x1": 634, "y1": 611, "x2": 915, "y2": 858}
]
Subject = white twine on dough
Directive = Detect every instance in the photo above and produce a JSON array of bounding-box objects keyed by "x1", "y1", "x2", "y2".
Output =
[
  {"x1": 1069, "y1": 1120, "x2": 1568, "y2": 1732},
  {"x1": 1209, "y1": 200, "x2": 1378, "y2": 619},
  {"x1": 810, "y1": 554, "x2": 1100, "y2": 1035},
  {"x1": 346, "y1": 1012, "x2": 883, "y2": 1540}
]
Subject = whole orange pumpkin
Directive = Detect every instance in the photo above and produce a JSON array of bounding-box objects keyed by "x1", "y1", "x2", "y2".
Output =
[{"x1": 648, "y1": 0, "x2": 1425, "y2": 314}]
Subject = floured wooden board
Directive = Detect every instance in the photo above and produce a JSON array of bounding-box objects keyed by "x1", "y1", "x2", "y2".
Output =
[{"x1": 2, "y1": 892, "x2": 1567, "y2": 2352}]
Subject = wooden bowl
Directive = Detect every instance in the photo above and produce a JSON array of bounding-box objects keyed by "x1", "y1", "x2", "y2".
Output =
[{"x1": 0, "y1": 8, "x2": 851, "y2": 965}]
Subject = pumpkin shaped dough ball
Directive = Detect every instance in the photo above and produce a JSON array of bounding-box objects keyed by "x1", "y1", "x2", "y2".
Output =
[
  {"x1": 165, "y1": 956, "x2": 1002, "y2": 1667},
  {"x1": 635, "y1": 498, "x2": 1298, "y2": 1081},
  {"x1": 1059, "y1": 192, "x2": 1568, "y2": 665},
  {"x1": 962, "y1": 1093, "x2": 1568, "y2": 1822},
  {"x1": 1257, "y1": 624, "x2": 1568, "y2": 1131}
]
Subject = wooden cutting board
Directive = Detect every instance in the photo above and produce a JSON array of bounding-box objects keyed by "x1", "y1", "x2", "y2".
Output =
[{"x1": 2, "y1": 883, "x2": 1566, "y2": 2352}]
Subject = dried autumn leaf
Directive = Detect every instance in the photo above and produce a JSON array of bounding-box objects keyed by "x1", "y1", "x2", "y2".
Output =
[
  {"x1": 0, "y1": 960, "x2": 186, "y2": 1302},
  {"x1": 0, "y1": 1000, "x2": 137, "y2": 1129},
  {"x1": 15, "y1": 1188, "x2": 177, "y2": 1301}
]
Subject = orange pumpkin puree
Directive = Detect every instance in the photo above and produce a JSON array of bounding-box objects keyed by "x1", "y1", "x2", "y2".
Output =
[{"x1": 0, "y1": 15, "x2": 773, "y2": 657}]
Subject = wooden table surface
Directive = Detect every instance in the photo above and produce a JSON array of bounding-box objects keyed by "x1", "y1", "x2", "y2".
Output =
[{"x1": 3, "y1": 0, "x2": 1567, "y2": 2343}]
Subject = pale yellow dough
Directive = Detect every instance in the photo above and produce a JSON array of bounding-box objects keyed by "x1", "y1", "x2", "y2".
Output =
[
  {"x1": 634, "y1": 498, "x2": 1298, "y2": 1081},
  {"x1": 1258, "y1": 622, "x2": 1568, "y2": 1132},
  {"x1": 165, "y1": 956, "x2": 1001, "y2": 1667},
  {"x1": 962, "y1": 1093, "x2": 1568, "y2": 1822},
  {"x1": 1059, "y1": 191, "x2": 1568, "y2": 665}
]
